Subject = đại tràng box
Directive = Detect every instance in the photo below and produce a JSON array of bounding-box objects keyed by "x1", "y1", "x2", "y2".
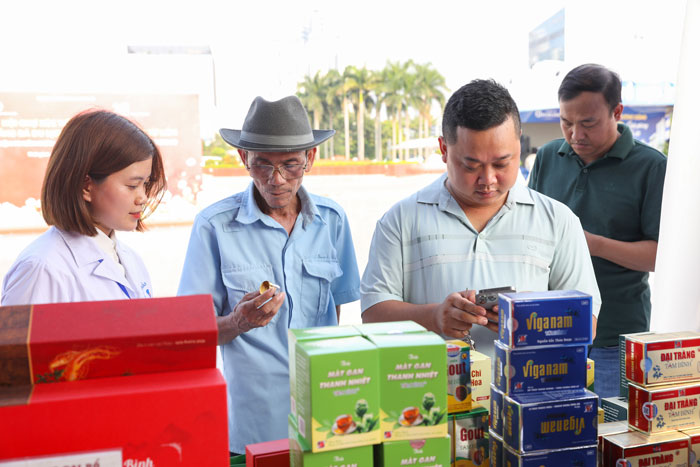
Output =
[
  {"x1": 493, "y1": 341, "x2": 587, "y2": 395},
  {"x1": 374, "y1": 436, "x2": 451, "y2": 467},
  {"x1": 597, "y1": 421, "x2": 629, "y2": 464},
  {"x1": 0, "y1": 368, "x2": 228, "y2": 466},
  {"x1": 626, "y1": 330, "x2": 700, "y2": 387},
  {"x1": 293, "y1": 335, "x2": 381, "y2": 453},
  {"x1": 503, "y1": 389, "x2": 598, "y2": 453},
  {"x1": 503, "y1": 444, "x2": 597, "y2": 467},
  {"x1": 470, "y1": 350, "x2": 491, "y2": 409},
  {"x1": 368, "y1": 331, "x2": 447, "y2": 442},
  {"x1": 288, "y1": 415, "x2": 373, "y2": 467},
  {"x1": 603, "y1": 430, "x2": 689, "y2": 467},
  {"x1": 681, "y1": 427, "x2": 700, "y2": 466},
  {"x1": 498, "y1": 290, "x2": 593, "y2": 349},
  {"x1": 454, "y1": 405, "x2": 489, "y2": 467},
  {"x1": 628, "y1": 381, "x2": 700, "y2": 434},
  {"x1": 0, "y1": 295, "x2": 217, "y2": 386},
  {"x1": 446, "y1": 339, "x2": 471, "y2": 413},
  {"x1": 288, "y1": 325, "x2": 361, "y2": 417}
]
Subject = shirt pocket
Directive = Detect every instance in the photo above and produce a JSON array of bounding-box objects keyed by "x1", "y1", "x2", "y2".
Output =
[
  {"x1": 221, "y1": 265, "x2": 278, "y2": 322},
  {"x1": 300, "y1": 258, "x2": 342, "y2": 323}
]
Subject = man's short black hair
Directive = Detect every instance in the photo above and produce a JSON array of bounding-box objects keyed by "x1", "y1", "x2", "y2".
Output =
[
  {"x1": 558, "y1": 64, "x2": 621, "y2": 113},
  {"x1": 442, "y1": 79, "x2": 521, "y2": 145}
]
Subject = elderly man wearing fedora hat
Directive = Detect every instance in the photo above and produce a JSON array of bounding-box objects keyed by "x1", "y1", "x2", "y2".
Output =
[{"x1": 178, "y1": 95, "x2": 361, "y2": 454}]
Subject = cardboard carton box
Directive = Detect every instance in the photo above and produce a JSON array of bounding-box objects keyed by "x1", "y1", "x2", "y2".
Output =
[
  {"x1": 375, "y1": 436, "x2": 450, "y2": 467},
  {"x1": 454, "y1": 407, "x2": 489, "y2": 467},
  {"x1": 628, "y1": 381, "x2": 700, "y2": 434},
  {"x1": 289, "y1": 416, "x2": 373, "y2": 467},
  {"x1": 498, "y1": 290, "x2": 593, "y2": 348},
  {"x1": 0, "y1": 368, "x2": 228, "y2": 465},
  {"x1": 493, "y1": 341, "x2": 587, "y2": 395},
  {"x1": 469, "y1": 350, "x2": 491, "y2": 410},
  {"x1": 293, "y1": 336, "x2": 381, "y2": 452},
  {"x1": 603, "y1": 430, "x2": 689, "y2": 467},
  {"x1": 503, "y1": 444, "x2": 597, "y2": 466},
  {"x1": 626, "y1": 331, "x2": 700, "y2": 387},
  {"x1": 0, "y1": 295, "x2": 217, "y2": 386},
  {"x1": 446, "y1": 339, "x2": 471, "y2": 413},
  {"x1": 601, "y1": 396, "x2": 628, "y2": 423},
  {"x1": 368, "y1": 332, "x2": 447, "y2": 441}
]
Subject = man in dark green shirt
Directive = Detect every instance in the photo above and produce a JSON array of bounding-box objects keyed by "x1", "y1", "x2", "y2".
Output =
[{"x1": 528, "y1": 64, "x2": 667, "y2": 398}]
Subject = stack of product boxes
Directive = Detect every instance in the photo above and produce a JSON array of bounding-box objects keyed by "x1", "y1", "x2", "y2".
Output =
[
  {"x1": 490, "y1": 290, "x2": 598, "y2": 466},
  {"x1": 599, "y1": 330, "x2": 700, "y2": 466},
  {"x1": 446, "y1": 338, "x2": 491, "y2": 467},
  {"x1": 288, "y1": 321, "x2": 451, "y2": 467},
  {"x1": 0, "y1": 295, "x2": 229, "y2": 466}
]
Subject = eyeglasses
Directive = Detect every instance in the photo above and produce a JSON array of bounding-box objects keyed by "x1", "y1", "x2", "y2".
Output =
[{"x1": 248, "y1": 160, "x2": 308, "y2": 180}]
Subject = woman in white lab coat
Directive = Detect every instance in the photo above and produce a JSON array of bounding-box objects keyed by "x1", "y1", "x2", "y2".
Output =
[{"x1": 1, "y1": 109, "x2": 167, "y2": 305}]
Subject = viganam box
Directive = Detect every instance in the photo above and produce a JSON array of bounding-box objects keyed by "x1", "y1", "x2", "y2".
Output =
[
  {"x1": 493, "y1": 341, "x2": 587, "y2": 395},
  {"x1": 498, "y1": 290, "x2": 593, "y2": 349},
  {"x1": 626, "y1": 330, "x2": 700, "y2": 387},
  {"x1": 503, "y1": 444, "x2": 597, "y2": 467},
  {"x1": 503, "y1": 389, "x2": 598, "y2": 453}
]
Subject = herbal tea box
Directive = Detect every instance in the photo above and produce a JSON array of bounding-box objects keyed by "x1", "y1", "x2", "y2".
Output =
[
  {"x1": 628, "y1": 381, "x2": 700, "y2": 434},
  {"x1": 374, "y1": 436, "x2": 450, "y2": 467},
  {"x1": 470, "y1": 350, "x2": 491, "y2": 409},
  {"x1": 503, "y1": 445, "x2": 597, "y2": 467},
  {"x1": 354, "y1": 320, "x2": 426, "y2": 336},
  {"x1": 454, "y1": 406, "x2": 489, "y2": 467},
  {"x1": 493, "y1": 341, "x2": 587, "y2": 395},
  {"x1": 368, "y1": 332, "x2": 447, "y2": 442},
  {"x1": 603, "y1": 430, "x2": 689, "y2": 467},
  {"x1": 626, "y1": 331, "x2": 700, "y2": 386},
  {"x1": 503, "y1": 388, "x2": 598, "y2": 453},
  {"x1": 294, "y1": 336, "x2": 381, "y2": 452},
  {"x1": 446, "y1": 339, "x2": 471, "y2": 413},
  {"x1": 498, "y1": 290, "x2": 593, "y2": 348},
  {"x1": 289, "y1": 416, "x2": 374, "y2": 467},
  {"x1": 288, "y1": 325, "x2": 361, "y2": 416}
]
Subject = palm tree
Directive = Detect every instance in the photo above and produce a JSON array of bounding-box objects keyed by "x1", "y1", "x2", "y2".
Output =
[
  {"x1": 382, "y1": 60, "x2": 411, "y2": 160},
  {"x1": 297, "y1": 71, "x2": 326, "y2": 135},
  {"x1": 370, "y1": 68, "x2": 388, "y2": 161},
  {"x1": 322, "y1": 69, "x2": 343, "y2": 159},
  {"x1": 412, "y1": 63, "x2": 448, "y2": 158},
  {"x1": 344, "y1": 66, "x2": 374, "y2": 160}
]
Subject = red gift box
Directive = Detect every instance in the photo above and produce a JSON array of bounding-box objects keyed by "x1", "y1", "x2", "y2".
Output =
[
  {"x1": 0, "y1": 295, "x2": 217, "y2": 385},
  {"x1": 0, "y1": 368, "x2": 229, "y2": 465},
  {"x1": 245, "y1": 438, "x2": 290, "y2": 467}
]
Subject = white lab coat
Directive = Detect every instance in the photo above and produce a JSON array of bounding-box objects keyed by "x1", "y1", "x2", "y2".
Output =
[{"x1": 1, "y1": 226, "x2": 153, "y2": 306}]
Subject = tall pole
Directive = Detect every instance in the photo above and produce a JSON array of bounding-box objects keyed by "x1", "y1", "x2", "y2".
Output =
[{"x1": 650, "y1": 0, "x2": 700, "y2": 331}]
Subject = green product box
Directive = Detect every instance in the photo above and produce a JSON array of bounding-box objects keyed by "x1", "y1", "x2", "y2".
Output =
[
  {"x1": 446, "y1": 340, "x2": 472, "y2": 413},
  {"x1": 601, "y1": 396, "x2": 628, "y2": 423},
  {"x1": 368, "y1": 331, "x2": 448, "y2": 442},
  {"x1": 354, "y1": 320, "x2": 427, "y2": 336},
  {"x1": 290, "y1": 415, "x2": 374, "y2": 466},
  {"x1": 374, "y1": 436, "x2": 451, "y2": 467},
  {"x1": 454, "y1": 406, "x2": 489, "y2": 467},
  {"x1": 448, "y1": 415, "x2": 455, "y2": 466},
  {"x1": 289, "y1": 326, "x2": 361, "y2": 417},
  {"x1": 294, "y1": 336, "x2": 381, "y2": 453}
]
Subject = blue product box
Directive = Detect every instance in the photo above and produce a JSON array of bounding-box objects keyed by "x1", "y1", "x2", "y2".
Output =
[
  {"x1": 498, "y1": 290, "x2": 593, "y2": 349},
  {"x1": 493, "y1": 341, "x2": 587, "y2": 395},
  {"x1": 490, "y1": 384, "x2": 504, "y2": 437},
  {"x1": 503, "y1": 388, "x2": 598, "y2": 453},
  {"x1": 489, "y1": 429, "x2": 503, "y2": 466},
  {"x1": 503, "y1": 444, "x2": 597, "y2": 467}
]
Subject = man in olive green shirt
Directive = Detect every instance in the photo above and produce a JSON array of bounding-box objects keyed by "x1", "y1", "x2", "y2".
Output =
[{"x1": 528, "y1": 64, "x2": 667, "y2": 398}]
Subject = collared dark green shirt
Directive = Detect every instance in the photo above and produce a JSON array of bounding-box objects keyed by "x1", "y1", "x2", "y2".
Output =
[{"x1": 529, "y1": 123, "x2": 667, "y2": 347}]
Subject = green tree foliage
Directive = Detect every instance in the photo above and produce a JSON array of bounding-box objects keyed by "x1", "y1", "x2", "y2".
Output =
[{"x1": 297, "y1": 61, "x2": 448, "y2": 161}]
